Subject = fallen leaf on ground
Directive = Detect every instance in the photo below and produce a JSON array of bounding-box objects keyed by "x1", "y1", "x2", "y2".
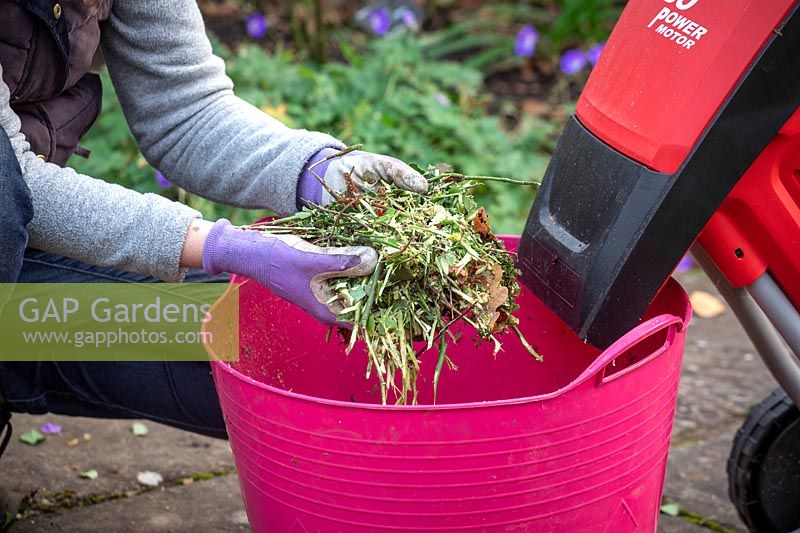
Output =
[
  {"x1": 66, "y1": 438, "x2": 79, "y2": 447},
  {"x1": 79, "y1": 469, "x2": 98, "y2": 480},
  {"x1": 690, "y1": 290, "x2": 726, "y2": 319},
  {"x1": 137, "y1": 471, "x2": 163, "y2": 487},
  {"x1": 40, "y1": 423, "x2": 61, "y2": 435},
  {"x1": 131, "y1": 422, "x2": 149, "y2": 437},
  {"x1": 19, "y1": 429, "x2": 45, "y2": 446},
  {"x1": 660, "y1": 501, "x2": 680, "y2": 517}
]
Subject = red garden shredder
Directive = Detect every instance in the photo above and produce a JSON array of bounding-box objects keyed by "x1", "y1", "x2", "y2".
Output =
[{"x1": 519, "y1": 1, "x2": 800, "y2": 530}]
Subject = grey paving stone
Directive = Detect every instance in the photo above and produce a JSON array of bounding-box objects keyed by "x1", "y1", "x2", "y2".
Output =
[
  {"x1": 10, "y1": 473, "x2": 248, "y2": 532},
  {"x1": 663, "y1": 433, "x2": 746, "y2": 532},
  {"x1": 1, "y1": 414, "x2": 234, "y2": 513},
  {"x1": 658, "y1": 514, "x2": 706, "y2": 532},
  {"x1": 672, "y1": 271, "x2": 777, "y2": 441}
]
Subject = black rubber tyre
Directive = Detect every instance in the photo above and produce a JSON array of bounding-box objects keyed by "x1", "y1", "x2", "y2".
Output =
[{"x1": 728, "y1": 388, "x2": 800, "y2": 532}]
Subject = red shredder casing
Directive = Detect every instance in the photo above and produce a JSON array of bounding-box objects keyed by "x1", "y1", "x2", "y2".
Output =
[
  {"x1": 520, "y1": 0, "x2": 800, "y2": 347},
  {"x1": 697, "y1": 109, "x2": 800, "y2": 304},
  {"x1": 578, "y1": 0, "x2": 797, "y2": 175}
]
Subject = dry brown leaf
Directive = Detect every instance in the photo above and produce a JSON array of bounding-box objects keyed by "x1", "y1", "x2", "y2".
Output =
[
  {"x1": 476, "y1": 264, "x2": 510, "y2": 331},
  {"x1": 477, "y1": 264, "x2": 503, "y2": 290},
  {"x1": 492, "y1": 310, "x2": 520, "y2": 334},
  {"x1": 449, "y1": 265, "x2": 469, "y2": 282},
  {"x1": 690, "y1": 290, "x2": 727, "y2": 319},
  {"x1": 486, "y1": 282, "x2": 508, "y2": 314},
  {"x1": 471, "y1": 207, "x2": 492, "y2": 239},
  {"x1": 486, "y1": 295, "x2": 509, "y2": 331}
]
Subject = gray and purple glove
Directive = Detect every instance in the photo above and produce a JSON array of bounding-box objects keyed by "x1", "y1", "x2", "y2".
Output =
[
  {"x1": 203, "y1": 220, "x2": 377, "y2": 326},
  {"x1": 298, "y1": 148, "x2": 428, "y2": 208}
]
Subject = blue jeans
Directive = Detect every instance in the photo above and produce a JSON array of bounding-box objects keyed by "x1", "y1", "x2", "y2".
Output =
[
  {"x1": 0, "y1": 133, "x2": 228, "y2": 439},
  {"x1": 0, "y1": 130, "x2": 33, "y2": 283}
]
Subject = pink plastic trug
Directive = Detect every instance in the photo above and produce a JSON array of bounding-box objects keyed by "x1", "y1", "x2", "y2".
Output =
[{"x1": 204, "y1": 236, "x2": 691, "y2": 532}]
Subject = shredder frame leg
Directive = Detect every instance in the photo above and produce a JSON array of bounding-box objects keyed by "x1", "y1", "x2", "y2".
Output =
[{"x1": 690, "y1": 245, "x2": 800, "y2": 409}]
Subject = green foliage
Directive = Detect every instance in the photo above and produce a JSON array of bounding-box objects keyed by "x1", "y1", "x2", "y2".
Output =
[
  {"x1": 225, "y1": 36, "x2": 554, "y2": 232},
  {"x1": 71, "y1": 35, "x2": 554, "y2": 234},
  {"x1": 420, "y1": 1, "x2": 621, "y2": 75},
  {"x1": 550, "y1": 0, "x2": 621, "y2": 48}
]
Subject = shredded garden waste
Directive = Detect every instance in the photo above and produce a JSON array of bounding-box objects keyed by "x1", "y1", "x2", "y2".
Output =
[{"x1": 248, "y1": 150, "x2": 541, "y2": 405}]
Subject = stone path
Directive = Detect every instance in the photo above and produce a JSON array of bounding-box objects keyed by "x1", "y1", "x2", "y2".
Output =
[{"x1": 1, "y1": 271, "x2": 777, "y2": 532}]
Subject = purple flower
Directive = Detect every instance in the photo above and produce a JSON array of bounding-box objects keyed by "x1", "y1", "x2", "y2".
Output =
[
  {"x1": 399, "y1": 8, "x2": 418, "y2": 29},
  {"x1": 676, "y1": 255, "x2": 694, "y2": 273},
  {"x1": 587, "y1": 43, "x2": 605, "y2": 66},
  {"x1": 560, "y1": 48, "x2": 588, "y2": 75},
  {"x1": 514, "y1": 25, "x2": 539, "y2": 58},
  {"x1": 155, "y1": 170, "x2": 172, "y2": 188},
  {"x1": 40, "y1": 422, "x2": 62, "y2": 435},
  {"x1": 368, "y1": 7, "x2": 391, "y2": 36},
  {"x1": 245, "y1": 13, "x2": 268, "y2": 39}
]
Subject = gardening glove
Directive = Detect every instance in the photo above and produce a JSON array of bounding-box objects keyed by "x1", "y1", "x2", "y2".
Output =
[
  {"x1": 202, "y1": 219, "x2": 378, "y2": 326},
  {"x1": 297, "y1": 148, "x2": 428, "y2": 208}
]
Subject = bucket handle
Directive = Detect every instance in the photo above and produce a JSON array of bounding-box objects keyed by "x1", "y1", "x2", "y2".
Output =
[
  {"x1": 595, "y1": 315, "x2": 682, "y2": 386},
  {"x1": 557, "y1": 313, "x2": 683, "y2": 392}
]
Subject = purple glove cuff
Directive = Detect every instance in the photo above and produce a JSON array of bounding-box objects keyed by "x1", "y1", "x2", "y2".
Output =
[
  {"x1": 296, "y1": 147, "x2": 340, "y2": 209},
  {"x1": 202, "y1": 219, "x2": 272, "y2": 282},
  {"x1": 202, "y1": 220, "x2": 225, "y2": 275}
]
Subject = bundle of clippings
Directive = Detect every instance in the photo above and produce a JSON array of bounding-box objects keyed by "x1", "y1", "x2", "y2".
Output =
[{"x1": 248, "y1": 155, "x2": 540, "y2": 404}]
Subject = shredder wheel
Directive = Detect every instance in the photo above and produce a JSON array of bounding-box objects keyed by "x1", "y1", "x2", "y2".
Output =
[{"x1": 728, "y1": 388, "x2": 800, "y2": 532}]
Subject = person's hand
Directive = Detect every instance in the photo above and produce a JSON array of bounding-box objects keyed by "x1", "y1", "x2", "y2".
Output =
[
  {"x1": 202, "y1": 220, "x2": 377, "y2": 325},
  {"x1": 298, "y1": 148, "x2": 428, "y2": 207}
]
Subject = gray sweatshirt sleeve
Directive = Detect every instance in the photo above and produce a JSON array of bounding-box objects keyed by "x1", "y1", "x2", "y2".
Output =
[
  {"x1": 0, "y1": 62, "x2": 201, "y2": 282},
  {"x1": 100, "y1": 0, "x2": 345, "y2": 215}
]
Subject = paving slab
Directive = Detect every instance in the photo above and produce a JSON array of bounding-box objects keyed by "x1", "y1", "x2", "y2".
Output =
[
  {"x1": 1, "y1": 414, "x2": 234, "y2": 517},
  {"x1": 658, "y1": 514, "x2": 706, "y2": 533},
  {"x1": 663, "y1": 433, "x2": 745, "y2": 532},
  {"x1": 11, "y1": 473, "x2": 248, "y2": 532},
  {"x1": 671, "y1": 271, "x2": 777, "y2": 440}
]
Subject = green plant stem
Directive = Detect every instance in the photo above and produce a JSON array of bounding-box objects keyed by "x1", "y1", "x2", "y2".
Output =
[
  {"x1": 513, "y1": 325, "x2": 542, "y2": 361},
  {"x1": 442, "y1": 173, "x2": 541, "y2": 187},
  {"x1": 360, "y1": 259, "x2": 383, "y2": 329},
  {"x1": 433, "y1": 336, "x2": 447, "y2": 404},
  {"x1": 290, "y1": 3, "x2": 308, "y2": 54},
  {"x1": 312, "y1": 0, "x2": 326, "y2": 64}
]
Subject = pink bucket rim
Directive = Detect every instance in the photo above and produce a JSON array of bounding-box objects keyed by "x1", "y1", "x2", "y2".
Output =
[{"x1": 204, "y1": 238, "x2": 691, "y2": 412}]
